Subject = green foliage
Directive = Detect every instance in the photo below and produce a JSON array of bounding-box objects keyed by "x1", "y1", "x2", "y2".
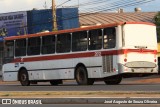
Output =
[
  {"x1": 154, "y1": 12, "x2": 160, "y2": 42},
  {"x1": 2, "y1": 94, "x2": 10, "y2": 97}
]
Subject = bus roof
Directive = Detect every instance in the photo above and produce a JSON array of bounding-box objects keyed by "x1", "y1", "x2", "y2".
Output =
[{"x1": 4, "y1": 21, "x2": 155, "y2": 41}]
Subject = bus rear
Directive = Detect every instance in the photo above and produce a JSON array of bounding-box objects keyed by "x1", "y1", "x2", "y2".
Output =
[{"x1": 119, "y1": 22, "x2": 158, "y2": 76}]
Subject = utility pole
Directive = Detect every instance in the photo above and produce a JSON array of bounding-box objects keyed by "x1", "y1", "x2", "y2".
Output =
[
  {"x1": 43, "y1": 1, "x2": 48, "y2": 9},
  {"x1": 78, "y1": 0, "x2": 79, "y2": 8},
  {"x1": 52, "y1": 0, "x2": 58, "y2": 31}
]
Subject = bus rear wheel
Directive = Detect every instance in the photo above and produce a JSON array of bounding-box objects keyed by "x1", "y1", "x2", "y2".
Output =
[
  {"x1": 75, "y1": 66, "x2": 94, "y2": 85},
  {"x1": 19, "y1": 69, "x2": 30, "y2": 86},
  {"x1": 104, "y1": 75, "x2": 122, "y2": 85},
  {"x1": 50, "y1": 80, "x2": 63, "y2": 86}
]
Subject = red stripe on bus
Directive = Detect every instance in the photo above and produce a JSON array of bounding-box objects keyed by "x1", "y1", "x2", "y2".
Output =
[{"x1": 12, "y1": 49, "x2": 156, "y2": 63}]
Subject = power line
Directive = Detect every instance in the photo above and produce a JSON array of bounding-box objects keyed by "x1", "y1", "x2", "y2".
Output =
[
  {"x1": 66, "y1": 0, "x2": 110, "y2": 7},
  {"x1": 79, "y1": 0, "x2": 155, "y2": 18},
  {"x1": 79, "y1": 0, "x2": 154, "y2": 13}
]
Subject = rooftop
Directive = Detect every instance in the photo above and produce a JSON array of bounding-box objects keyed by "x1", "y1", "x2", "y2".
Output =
[{"x1": 79, "y1": 12, "x2": 157, "y2": 26}]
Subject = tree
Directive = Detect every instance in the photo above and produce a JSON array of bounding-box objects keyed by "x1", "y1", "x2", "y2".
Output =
[{"x1": 154, "y1": 12, "x2": 160, "y2": 42}]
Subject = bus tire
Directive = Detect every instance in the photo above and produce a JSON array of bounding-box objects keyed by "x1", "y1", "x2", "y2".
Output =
[
  {"x1": 75, "y1": 66, "x2": 94, "y2": 85},
  {"x1": 50, "y1": 80, "x2": 63, "y2": 86},
  {"x1": 104, "y1": 75, "x2": 122, "y2": 85},
  {"x1": 19, "y1": 69, "x2": 30, "y2": 86}
]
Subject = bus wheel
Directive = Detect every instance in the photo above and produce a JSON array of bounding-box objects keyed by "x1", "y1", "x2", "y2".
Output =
[
  {"x1": 19, "y1": 69, "x2": 30, "y2": 86},
  {"x1": 75, "y1": 66, "x2": 94, "y2": 85},
  {"x1": 104, "y1": 76, "x2": 122, "y2": 85},
  {"x1": 50, "y1": 80, "x2": 63, "y2": 86}
]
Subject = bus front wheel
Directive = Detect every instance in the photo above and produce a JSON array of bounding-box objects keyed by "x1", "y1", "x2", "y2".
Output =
[
  {"x1": 19, "y1": 69, "x2": 30, "y2": 86},
  {"x1": 75, "y1": 66, "x2": 94, "y2": 85}
]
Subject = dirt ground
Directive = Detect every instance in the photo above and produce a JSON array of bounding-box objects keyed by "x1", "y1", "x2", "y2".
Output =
[{"x1": 129, "y1": 75, "x2": 160, "y2": 84}]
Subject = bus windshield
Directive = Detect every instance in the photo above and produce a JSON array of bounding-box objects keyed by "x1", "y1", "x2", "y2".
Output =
[{"x1": 123, "y1": 24, "x2": 157, "y2": 48}]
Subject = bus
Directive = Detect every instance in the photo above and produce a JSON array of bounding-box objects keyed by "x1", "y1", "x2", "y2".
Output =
[{"x1": 2, "y1": 22, "x2": 158, "y2": 86}]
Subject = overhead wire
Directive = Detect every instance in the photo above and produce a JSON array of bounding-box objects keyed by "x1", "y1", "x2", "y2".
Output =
[{"x1": 79, "y1": 0, "x2": 154, "y2": 13}]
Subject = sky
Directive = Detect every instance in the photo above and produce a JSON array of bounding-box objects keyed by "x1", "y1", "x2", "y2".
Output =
[{"x1": 0, "y1": 0, "x2": 160, "y2": 13}]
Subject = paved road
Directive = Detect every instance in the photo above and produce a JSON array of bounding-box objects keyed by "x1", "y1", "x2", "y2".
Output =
[
  {"x1": 0, "y1": 78, "x2": 160, "y2": 91},
  {"x1": 0, "y1": 83, "x2": 160, "y2": 91}
]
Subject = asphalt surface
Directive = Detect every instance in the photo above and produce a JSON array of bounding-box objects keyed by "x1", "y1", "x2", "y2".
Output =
[
  {"x1": 0, "y1": 76, "x2": 160, "y2": 91},
  {"x1": 1, "y1": 83, "x2": 160, "y2": 91}
]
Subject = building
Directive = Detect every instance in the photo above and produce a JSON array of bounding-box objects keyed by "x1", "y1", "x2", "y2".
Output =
[
  {"x1": 0, "y1": 8, "x2": 79, "y2": 40},
  {"x1": 79, "y1": 12, "x2": 157, "y2": 27},
  {"x1": 27, "y1": 8, "x2": 79, "y2": 34}
]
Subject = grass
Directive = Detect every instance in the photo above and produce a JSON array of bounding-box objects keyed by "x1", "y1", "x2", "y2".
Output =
[
  {"x1": 2, "y1": 94, "x2": 10, "y2": 97},
  {"x1": 0, "y1": 91, "x2": 160, "y2": 98}
]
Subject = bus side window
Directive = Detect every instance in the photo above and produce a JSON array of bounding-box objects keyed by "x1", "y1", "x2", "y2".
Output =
[
  {"x1": 4, "y1": 41, "x2": 14, "y2": 57},
  {"x1": 3, "y1": 40, "x2": 14, "y2": 63},
  {"x1": 56, "y1": 33, "x2": 71, "y2": 53},
  {"x1": 88, "y1": 29, "x2": 102, "y2": 50},
  {"x1": 15, "y1": 39, "x2": 26, "y2": 57},
  {"x1": 103, "y1": 28, "x2": 116, "y2": 49},
  {"x1": 72, "y1": 31, "x2": 87, "y2": 52},
  {"x1": 27, "y1": 37, "x2": 40, "y2": 55},
  {"x1": 42, "y1": 35, "x2": 55, "y2": 54}
]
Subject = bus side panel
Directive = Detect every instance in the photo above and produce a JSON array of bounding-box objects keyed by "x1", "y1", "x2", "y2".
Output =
[
  {"x1": 73, "y1": 56, "x2": 103, "y2": 78},
  {"x1": 2, "y1": 63, "x2": 18, "y2": 81},
  {"x1": 24, "y1": 59, "x2": 75, "y2": 80},
  {"x1": 27, "y1": 69, "x2": 74, "y2": 80},
  {"x1": 24, "y1": 54, "x2": 120, "y2": 80}
]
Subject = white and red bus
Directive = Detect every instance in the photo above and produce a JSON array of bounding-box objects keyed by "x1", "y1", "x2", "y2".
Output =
[{"x1": 2, "y1": 22, "x2": 158, "y2": 86}]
